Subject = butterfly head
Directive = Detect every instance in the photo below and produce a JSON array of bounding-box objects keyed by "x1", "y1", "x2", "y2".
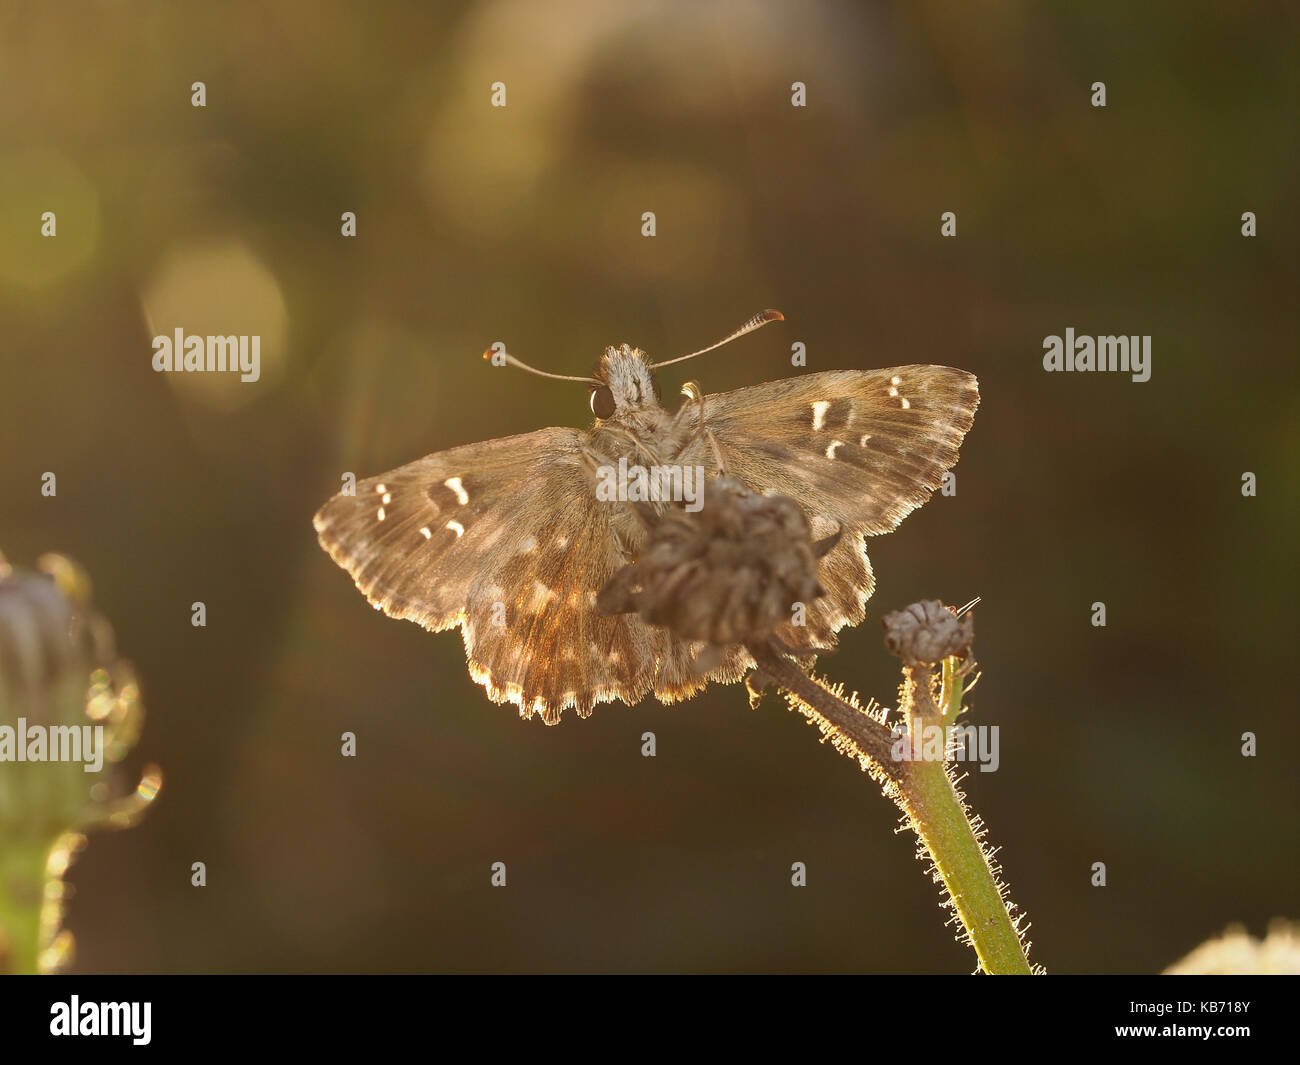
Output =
[
  {"x1": 483, "y1": 309, "x2": 785, "y2": 423},
  {"x1": 589, "y1": 345, "x2": 662, "y2": 420}
]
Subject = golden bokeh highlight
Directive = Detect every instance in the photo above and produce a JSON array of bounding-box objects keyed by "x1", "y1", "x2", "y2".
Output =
[
  {"x1": 0, "y1": 148, "x2": 100, "y2": 288},
  {"x1": 140, "y1": 239, "x2": 289, "y2": 410}
]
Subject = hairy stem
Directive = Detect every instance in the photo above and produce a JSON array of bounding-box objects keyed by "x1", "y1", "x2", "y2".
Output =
[
  {"x1": 749, "y1": 646, "x2": 1034, "y2": 974},
  {"x1": 900, "y1": 662, "x2": 1032, "y2": 974},
  {"x1": 747, "y1": 644, "x2": 900, "y2": 781},
  {"x1": 899, "y1": 751, "x2": 1031, "y2": 973}
]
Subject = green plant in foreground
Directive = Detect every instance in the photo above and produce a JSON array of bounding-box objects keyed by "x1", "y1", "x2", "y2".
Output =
[
  {"x1": 749, "y1": 608, "x2": 1038, "y2": 975},
  {"x1": 602, "y1": 478, "x2": 1040, "y2": 974},
  {"x1": 0, "y1": 551, "x2": 161, "y2": 974}
]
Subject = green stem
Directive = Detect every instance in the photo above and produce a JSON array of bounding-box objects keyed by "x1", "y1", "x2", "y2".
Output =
[
  {"x1": 941, "y1": 655, "x2": 964, "y2": 720},
  {"x1": 750, "y1": 643, "x2": 1035, "y2": 974},
  {"x1": 747, "y1": 645, "x2": 901, "y2": 781},
  {"x1": 899, "y1": 756, "x2": 1031, "y2": 973},
  {"x1": 899, "y1": 662, "x2": 1032, "y2": 974},
  {"x1": 0, "y1": 833, "x2": 57, "y2": 975}
]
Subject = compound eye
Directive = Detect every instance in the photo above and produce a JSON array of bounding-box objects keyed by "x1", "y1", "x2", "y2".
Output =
[{"x1": 590, "y1": 385, "x2": 616, "y2": 419}]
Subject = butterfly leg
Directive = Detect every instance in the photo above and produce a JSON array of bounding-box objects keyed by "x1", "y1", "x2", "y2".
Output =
[{"x1": 677, "y1": 381, "x2": 727, "y2": 474}]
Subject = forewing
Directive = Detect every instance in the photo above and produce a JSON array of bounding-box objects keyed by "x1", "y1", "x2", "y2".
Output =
[
  {"x1": 678, "y1": 366, "x2": 979, "y2": 651},
  {"x1": 313, "y1": 427, "x2": 657, "y2": 723}
]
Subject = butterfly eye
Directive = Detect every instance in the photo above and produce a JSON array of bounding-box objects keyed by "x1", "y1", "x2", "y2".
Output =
[{"x1": 590, "y1": 385, "x2": 616, "y2": 419}]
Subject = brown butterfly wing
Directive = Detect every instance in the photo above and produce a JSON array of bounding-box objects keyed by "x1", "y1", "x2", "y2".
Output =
[
  {"x1": 314, "y1": 427, "x2": 666, "y2": 723},
  {"x1": 675, "y1": 365, "x2": 979, "y2": 659}
]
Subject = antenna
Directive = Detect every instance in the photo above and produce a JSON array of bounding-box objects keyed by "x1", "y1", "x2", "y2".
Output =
[
  {"x1": 648, "y1": 309, "x2": 785, "y2": 369},
  {"x1": 482, "y1": 345, "x2": 601, "y2": 385}
]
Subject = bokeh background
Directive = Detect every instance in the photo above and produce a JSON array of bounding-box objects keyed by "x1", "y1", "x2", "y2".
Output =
[{"x1": 1, "y1": 0, "x2": 1296, "y2": 973}]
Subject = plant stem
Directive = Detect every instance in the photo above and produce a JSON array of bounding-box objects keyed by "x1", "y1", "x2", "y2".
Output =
[
  {"x1": 900, "y1": 662, "x2": 1032, "y2": 974},
  {"x1": 898, "y1": 751, "x2": 1031, "y2": 973},
  {"x1": 749, "y1": 645, "x2": 1035, "y2": 974},
  {"x1": 747, "y1": 644, "x2": 900, "y2": 781},
  {"x1": 0, "y1": 833, "x2": 55, "y2": 975}
]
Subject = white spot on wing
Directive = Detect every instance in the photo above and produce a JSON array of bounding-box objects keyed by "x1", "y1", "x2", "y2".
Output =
[
  {"x1": 528, "y1": 580, "x2": 555, "y2": 610},
  {"x1": 382, "y1": 492, "x2": 392, "y2": 505},
  {"x1": 419, "y1": 527, "x2": 432, "y2": 539},
  {"x1": 811, "y1": 400, "x2": 830, "y2": 430},
  {"x1": 377, "y1": 507, "x2": 386, "y2": 521},
  {"x1": 446, "y1": 520, "x2": 465, "y2": 538},
  {"x1": 888, "y1": 376, "x2": 910, "y2": 408},
  {"x1": 517, "y1": 535, "x2": 538, "y2": 554},
  {"x1": 375, "y1": 483, "x2": 387, "y2": 494},
  {"x1": 445, "y1": 476, "x2": 469, "y2": 505},
  {"x1": 825, "y1": 439, "x2": 843, "y2": 459},
  {"x1": 859, "y1": 434, "x2": 872, "y2": 446}
]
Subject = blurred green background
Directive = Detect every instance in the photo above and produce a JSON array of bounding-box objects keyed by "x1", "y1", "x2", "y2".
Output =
[{"x1": 1, "y1": 0, "x2": 1296, "y2": 973}]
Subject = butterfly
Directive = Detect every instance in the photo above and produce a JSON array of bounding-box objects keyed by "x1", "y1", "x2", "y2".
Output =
[{"x1": 313, "y1": 311, "x2": 979, "y2": 724}]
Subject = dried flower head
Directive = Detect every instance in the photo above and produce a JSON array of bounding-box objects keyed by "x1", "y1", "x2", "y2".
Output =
[
  {"x1": 597, "y1": 476, "x2": 835, "y2": 647},
  {"x1": 882, "y1": 599, "x2": 974, "y2": 665}
]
